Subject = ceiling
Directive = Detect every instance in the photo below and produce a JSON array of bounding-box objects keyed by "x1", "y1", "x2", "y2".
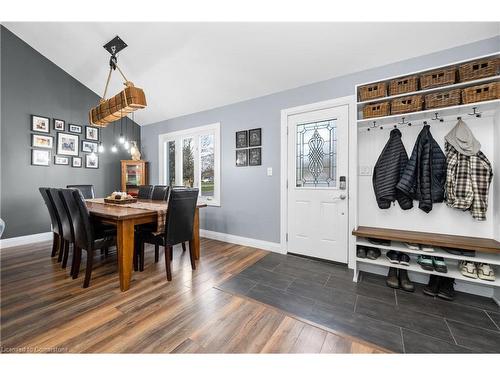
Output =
[{"x1": 4, "y1": 22, "x2": 499, "y2": 125}]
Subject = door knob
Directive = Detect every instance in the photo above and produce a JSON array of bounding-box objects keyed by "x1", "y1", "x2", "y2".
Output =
[{"x1": 340, "y1": 194, "x2": 346, "y2": 200}]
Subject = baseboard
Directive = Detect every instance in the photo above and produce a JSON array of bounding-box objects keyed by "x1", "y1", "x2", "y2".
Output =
[
  {"x1": 0, "y1": 231, "x2": 53, "y2": 249},
  {"x1": 200, "y1": 229, "x2": 284, "y2": 254}
]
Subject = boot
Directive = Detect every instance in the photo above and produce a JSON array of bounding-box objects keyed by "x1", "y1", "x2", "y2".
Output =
[
  {"x1": 423, "y1": 274, "x2": 440, "y2": 297},
  {"x1": 399, "y1": 269, "x2": 414, "y2": 292},
  {"x1": 386, "y1": 267, "x2": 399, "y2": 289},
  {"x1": 438, "y1": 277, "x2": 456, "y2": 301}
]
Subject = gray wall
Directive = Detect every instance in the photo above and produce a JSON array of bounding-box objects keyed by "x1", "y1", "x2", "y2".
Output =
[
  {"x1": 141, "y1": 35, "x2": 499, "y2": 244},
  {"x1": 0, "y1": 26, "x2": 141, "y2": 239}
]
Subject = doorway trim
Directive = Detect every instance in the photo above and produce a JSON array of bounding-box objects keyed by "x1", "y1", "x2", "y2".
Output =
[{"x1": 280, "y1": 95, "x2": 357, "y2": 267}]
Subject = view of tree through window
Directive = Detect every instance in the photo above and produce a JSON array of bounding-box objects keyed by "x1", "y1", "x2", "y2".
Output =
[
  {"x1": 182, "y1": 138, "x2": 194, "y2": 187},
  {"x1": 200, "y1": 134, "x2": 214, "y2": 196},
  {"x1": 167, "y1": 141, "x2": 175, "y2": 186}
]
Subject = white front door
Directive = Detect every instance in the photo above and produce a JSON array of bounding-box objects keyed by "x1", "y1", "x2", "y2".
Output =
[{"x1": 286, "y1": 105, "x2": 349, "y2": 263}]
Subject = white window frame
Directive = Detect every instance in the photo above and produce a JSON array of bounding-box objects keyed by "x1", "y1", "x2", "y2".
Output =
[{"x1": 158, "y1": 122, "x2": 221, "y2": 206}]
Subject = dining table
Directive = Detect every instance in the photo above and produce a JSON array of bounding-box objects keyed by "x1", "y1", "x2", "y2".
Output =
[{"x1": 86, "y1": 198, "x2": 206, "y2": 292}]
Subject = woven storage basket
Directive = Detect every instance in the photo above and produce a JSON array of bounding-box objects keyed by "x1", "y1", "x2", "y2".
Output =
[
  {"x1": 391, "y1": 95, "x2": 423, "y2": 115},
  {"x1": 420, "y1": 68, "x2": 456, "y2": 89},
  {"x1": 362, "y1": 102, "x2": 390, "y2": 119},
  {"x1": 462, "y1": 82, "x2": 500, "y2": 104},
  {"x1": 358, "y1": 82, "x2": 387, "y2": 101},
  {"x1": 459, "y1": 57, "x2": 500, "y2": 82},
  {"x1": 389, "y1": 75, "x2": 419, "y2": 96},
  {"x1": 425, "y1": 89, "x2": 461, "y2": 109}
]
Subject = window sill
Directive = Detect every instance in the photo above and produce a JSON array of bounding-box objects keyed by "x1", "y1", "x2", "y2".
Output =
[{"x1": 198, "y1": 198, "x2": 220, "y2": 207}]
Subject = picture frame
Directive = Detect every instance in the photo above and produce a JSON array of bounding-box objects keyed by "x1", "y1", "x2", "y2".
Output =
[
  {"x1": 56, "y1": 132, "x2": 79, "y2": 156},
  {"x1": 236, "y1": 130, "x2": 248, "y2": 148},
  {"x1": 85, "y1": 126, "x2": 99, "y2": 141},
  {"x1": 236, "y1": 149, "x2": 248, "y2": 167},
  {"x1": 31, "y1": 149, "x2": 50, "y2": 166},
  {"x1": 31, "y1": 115, "x2": 50, "y2": 133},
  {"x1": 53, "y1": 119, "x2": 65, "y2": 131},
  {"x1": 248, "y1": 128, "x2": 262, "y2": 147},
  {"x1": 248, "y1": 147, "x2": 262, "y2": 166},
  {"x1": 54, "y1": 155, "x2": 69, "y2": 165},
  {"x1": 82, "y1": 140, "x2": 98, "y2": 153},
  {"x1": 85, "y1": 154, "x2": 99, "y2": 169},
  {"x1": 31, "y1": 134, "x2": 53, "y2": 149},
  {"x1": 72, "y1": 157, "x2": 82, "y2": 168},
  {"x1": 68, "y1": 124, "x2": 82, "y2": 134}
]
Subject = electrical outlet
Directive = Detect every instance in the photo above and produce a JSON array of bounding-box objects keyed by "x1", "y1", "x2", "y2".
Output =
[
  {"x1": 359, "y1": 165, "x2": 372, "y2": 176},
  {"x1": 267, "y1": 167, "x2": 273, "y2": 176}
]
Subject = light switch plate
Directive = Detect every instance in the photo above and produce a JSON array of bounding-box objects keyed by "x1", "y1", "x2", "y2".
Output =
[
  {"x1": 359, "y1": 165, "x2": 372, "y2": 176},
  {"x1": 267, "y1": 167, "x2": 273, "y2": 176}
]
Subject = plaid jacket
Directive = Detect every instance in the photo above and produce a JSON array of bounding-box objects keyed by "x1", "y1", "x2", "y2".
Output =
[{"x1": 445, "y1": 142, "x2": 493, "y2": 221}]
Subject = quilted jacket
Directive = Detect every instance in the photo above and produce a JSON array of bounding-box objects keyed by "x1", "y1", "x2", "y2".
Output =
[
  {"x1": 396, "y1": 125, "x2": 446, "y2": 213},
  {"x1": 372, "y1": 129, "x2": 413, "y2": 210}
]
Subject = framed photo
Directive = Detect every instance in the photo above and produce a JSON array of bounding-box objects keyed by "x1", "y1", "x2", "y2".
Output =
[
  {"x1": 236, "y1": 149, "x2": 248, "y2": 167},
  {"x1": 248, "y1": 128, "x2": 262, "y2": 147},
  {"x1": 53, "y1": 119, "x2": 65, "y2": 131},
  {"x1": 68, "y1": 124, "x2": 82, "y2": 134},
  {"x1": 31, "y1": 134, "x2": 53, "y2": 149},
  {"x1": 85, "y1": 126, "x2": 99, "y2": 141},
  {"x1": 236, "y1": 130, "x2": 248, "y2": 148},
  {"x1": 56, "y1": 132, "x2": 79, "y2": 156},
  {"x1": 31, "y1": 115, "x2": 50, "y2": 133},
  {"x1": 85, "y1": 154, "x2": 99, "y2": 169},
  {"x1": 54, "y1": 155, "x2": 69, "y2": 165},
  {"x1": 82, "y1": 140, "x2": 98, "y2": 153},
  {"x1": 31, "y1": 149, "x2": 50, "y2": 166},
  {"x1": 249, "y1": 147, "x2": 262, "y2": 166},
  {"x1": 72, "y1": 157, "x2": 82, "y2": 168}
]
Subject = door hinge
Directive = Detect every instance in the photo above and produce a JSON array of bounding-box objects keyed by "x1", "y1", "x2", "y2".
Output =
[
  {"x1": 286, "y1": 233, "x2": 288, "y2": 242},
  {"x1": 286, "y1": 180, "x2": 288, "y2": 189}
]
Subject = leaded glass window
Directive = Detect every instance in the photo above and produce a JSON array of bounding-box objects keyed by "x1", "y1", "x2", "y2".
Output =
[{"x1": 296, "y1": 119, "x2": 337, "y2": 188}]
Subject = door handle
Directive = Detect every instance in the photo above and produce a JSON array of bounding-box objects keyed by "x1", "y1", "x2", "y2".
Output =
[{"x1": 333, "y1": 194, "x2": 347, "y2": 201}]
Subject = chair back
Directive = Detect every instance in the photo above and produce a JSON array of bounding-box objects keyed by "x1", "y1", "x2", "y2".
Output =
[
  {"x1": 39, "y1": 187, "x2": 62, "y2": 235},
  {"x1": 164, "y1": 188, "x2": 199, "y2": 246},
  {"x1": 151, "y1": 185, "x2": 169, "y2": 201},
  {"x1": 49, "y1": 188, "x2": 73, "y2": 242},
  {"x1": 66, "y1": 185, "x2": 95, "y2": 199},
  {"x1": 60, "y1": 188, "x2": 81, "y2": 243},
  {"x1": 137, "y1": 185, "x2": 153, "y2": 199},
  {"x1": 71, "y1": 189, "x2": 95, "y2": 250}
]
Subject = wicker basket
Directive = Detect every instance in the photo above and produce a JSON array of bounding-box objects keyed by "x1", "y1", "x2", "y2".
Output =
[
  {"x1": 391, "y1": 95, "x2": 423, "y2": 115},
  {"x1": 459, "y1": 57, "x2": 500, "y2": 82},
  {"x1": 420, "y1": 68, "x2": 456, "y2": 89},
  {"x1": 362, "y1": 102, "x2": 390, "y2": 119},
  {"x1": 462, "y1": 82, "x2": 500, "y2": 104},
  {"x1": 389, "y1": 75, "x2": 419, "y2": 96},
  {"x1": 358, "y1": 82, "x2": 387, "y2": 101},
  {"x1": 425, "y1": 89, "x2": 461, "y2": 109}
]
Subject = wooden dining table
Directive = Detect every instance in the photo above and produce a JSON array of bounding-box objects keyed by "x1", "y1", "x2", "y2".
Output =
[{"x1": 86, "y1": 198, "x2": 206, "y2": 292}]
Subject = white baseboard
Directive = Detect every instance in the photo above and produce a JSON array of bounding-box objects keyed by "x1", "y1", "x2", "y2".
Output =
[
  {"x1": 200, "y1": 229, "x2": 284, "y2": 254},
  {"x1": 0, "y1": 231, "x2": 52, "y2": 249}
]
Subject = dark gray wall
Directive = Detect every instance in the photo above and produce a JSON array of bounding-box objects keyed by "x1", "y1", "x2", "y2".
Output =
[{"x1": 0, "y1": 26, "x2": 141, "y2": 239}]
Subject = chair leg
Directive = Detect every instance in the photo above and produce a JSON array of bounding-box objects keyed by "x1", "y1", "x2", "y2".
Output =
[
  {"x1": 51, "y1": 233, "x2": 59, "y2": 257},
  {"x1": 70, "y1": 246, "x2": 79, "y2": 276},
  {"x1": 72, "y1": 247, "x2": 82, "y2": 279},
  {"x1": 170, "y1": 246, "x2": 173, "y2": 262},
  {"x1": 57, "y1": 237, "x2": 65, "y2": 262},
  {"x1": 188, "y1": 241, "x2": 196, "y2": 270},
  {"x1": 100, "y1": 248, "x2": 104, "y2": 255},
  {"x1": 133, "y1": 240, "x2": 139, "y2": 272},
  {"x1": 61, "y1": 240, "x2": 70, "y2": 269},
  {"x1": 164, "y1": 245, "x2": 172, "y2": 281},
  {"x1": 139, "y1": 241, "x2": 145, "y2": 272},
  {"x1": 83, "y1": 250, "x2": 94, "y2": 288},
  {"x1": 104, "y1": 247, "x2": 109, "y2": 258},
  {"x1": 154, "y1": 244, "x2": 159, "y2": 263},
  {"x1": 182, "y1": 242, "x2": 186, "y2": 252}
]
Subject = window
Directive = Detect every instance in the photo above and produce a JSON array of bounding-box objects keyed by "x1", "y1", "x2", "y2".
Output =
[{"x1": 159, "y1": 123, "x2": 220, "y2": 206}]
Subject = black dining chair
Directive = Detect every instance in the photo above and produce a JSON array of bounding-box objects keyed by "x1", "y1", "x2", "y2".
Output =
[
  {"x1": 39, "y1": 187, "x2": 64, "y2": 259},
  {"x1": 135, "y1": 188, "x2": 199, "y2": 280},
  {"x1": 137, "y1": 185, "x2": 153, "y2": 199},
  {"x1": 49, "y1": 188, "x2": 76, "y2": 269},
  {"x1": 66, "y1": 185, "x2": 95, "y2": 199},
  {"x1": 151, "y1": 185, "x2": 169, "y2": 201}
]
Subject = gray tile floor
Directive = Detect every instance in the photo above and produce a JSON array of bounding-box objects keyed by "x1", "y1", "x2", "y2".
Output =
[{"x1": 217, "y1": 252, "x2": 500, "y2": 353}]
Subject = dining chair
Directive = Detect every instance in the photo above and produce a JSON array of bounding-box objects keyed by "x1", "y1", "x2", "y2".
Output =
[
  {"x1": 137, "y1": 185, "x2": 153, "y2": 199},
  {"x1": 49, "y1": 188, "x2": 75, "y2": 269},
  {"x1": 66, "y1": 184, "x2": 95, "y2": 199},
  {"x1": 135, "y1": 188, "x2": 199, "y2": 280},
  {"x1": 151, "y1": 185, "x2": 169, "y2": 200},
  {"x1": 39, "y1": 187, "x2": 63, "y2": 259}
]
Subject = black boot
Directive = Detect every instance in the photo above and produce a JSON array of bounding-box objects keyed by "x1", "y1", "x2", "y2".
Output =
[
  {"x1": 386, "y1": 267, "x2": 399, "y2": 289},
  {"x1": 438, "y1": 277, "x2": 456, "y2": 301},
  {"x1": 399, "y1": 269, "x2": 414, "y2": 292},
  {"x1": 423, "y1": 275, "x2": 440, "y2": 297}
]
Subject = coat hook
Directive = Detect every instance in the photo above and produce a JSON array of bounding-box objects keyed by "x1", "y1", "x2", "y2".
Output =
[
  {"x1": 457, "y1": 116, "x2": 462, "y2": 120},
  {"x1": 431, "y1": 112, "x2": 444, "y2": 122},
  {"x1": 398, "y1": 116, "x2": 410, "y2": 126},
  {"x1": 468, "y1": 107, "x2": 482, "y2": 118}
]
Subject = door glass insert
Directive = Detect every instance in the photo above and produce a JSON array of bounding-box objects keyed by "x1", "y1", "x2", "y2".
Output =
[
  {"x1": 167, "y1": 140, "x2": 176, "y2": 186},
  {"x1": 296, "y1": 119, "x2": 337, "y2": 188},
  {"x1": 126, "y1": 164, "x2": 141, "y2": 187}
]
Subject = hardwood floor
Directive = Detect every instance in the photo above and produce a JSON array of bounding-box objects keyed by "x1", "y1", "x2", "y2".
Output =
[{"x1": 0, "y1": 238, "x2": 387, "y2": 353}]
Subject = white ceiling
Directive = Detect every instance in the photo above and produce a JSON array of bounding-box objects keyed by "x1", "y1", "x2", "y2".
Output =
[{"x1": 4, "y1": 22, "x2": 499, "y2": 125}]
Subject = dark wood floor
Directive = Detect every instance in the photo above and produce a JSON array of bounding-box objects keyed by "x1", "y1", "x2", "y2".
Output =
[{"x1": 0, "y1": 238, "x2": 386, "y2": 353}]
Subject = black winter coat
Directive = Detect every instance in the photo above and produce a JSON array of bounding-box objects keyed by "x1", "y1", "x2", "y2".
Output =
[
  {"x1": 396, "y1": 125, "x2": 446, "y2": 213},
  {"x1": 373, "y1": 129, "x2": 413, "y2": 210}
]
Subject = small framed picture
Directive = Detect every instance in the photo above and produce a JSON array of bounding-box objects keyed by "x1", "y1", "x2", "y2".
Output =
[
  {"x1": 248, "y1": 128, "x2": 262, "y2": 147},
  {"x1": 31, "y1": 115, "x2": 50, "y2": 133},
  {"x1": 72, "y1": 156, "x2": 82, "y2": 168},
  {"x1": 68, "y1": 124, "x2": 82, "y2": 134},
  {"x1": 236, "y1": 130, "x2": 248, "y2": 148},
  {"x1": 32, "y1": 134, "x2": 53, "y2": 149},
  {"x1": 53, "y1": 119, "x2": 65, "y2": 131},
  {"x1": 82, "y1": 140, "x2": 98, "y2": 153},
  {"x1": 54, "y1": 155, "x2": 69, "y2": 165},
  {"x1": 249, "y1": 147, "x2": 262, "y2": 166},
  {"x1": 57, "y1": 132, "x2": 79, "y2": 156},
  {"x1": 85, "y1": 154, "x2": 99, "y2": 169},
  {"x1": 86, "y1": 126, "x2": 99, "y2": 141},
  {"x1": 31, "y1": 149, "x2": 50, "y2": 166},
  {"x1": 236, "y1": 149, "x2": 248, "y2": 167}
]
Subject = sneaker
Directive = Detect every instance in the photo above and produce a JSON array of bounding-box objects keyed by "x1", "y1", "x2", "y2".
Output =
[
  {"x1": 399, "y1": 253, "x2": 410, "y2": 266},
  {"x1": 369, "y1": 238, "x2": 391, "y2": 246},
  {"x1": 423, "y1": 275, "x2": 441, "y2": 297},
  {"x1": 459, "y1": 261, "x2": 478, "y2": 279},
  {"x1": 438, "y1": 277, "x2": 455, "y2": 301},
  {"x1": 357, "y1": 246, "x2": 367, "y2": 259},
  {"x1": 366, "y1": 248, "x2": 381, "y2": 260},
  {"x1": 432, "y1": 257, "x2": 447, "y2": 273},
  {"x1": 421, "y1": 244, "x2": 435, "y2": 252},
  {"x1": 404, "y1": 243, "x2": 420, "y2": 250},
  {"x1": 399, "y1": 269, "x2": 415, "y2": 292},
  {"x1": 386, "y1": 250, "x2": 400, "y2": 264},
  {"x1": 386, "y1": 267, "x2": 399, "y2": 289},
  {"x1": 477, "y1": 263, "x2": 496, "y2": 281},
  {"x1": 417, "y1": 255, "x2": 434, "y2": 271}
]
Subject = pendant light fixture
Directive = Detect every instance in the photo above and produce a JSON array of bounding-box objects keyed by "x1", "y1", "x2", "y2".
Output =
[
  {"x1": 123, "y1": 116, "x2": 130, "y2": 150},
  {"x1": 111, "y1": 117, "x2": 118, "y2": 153}
]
